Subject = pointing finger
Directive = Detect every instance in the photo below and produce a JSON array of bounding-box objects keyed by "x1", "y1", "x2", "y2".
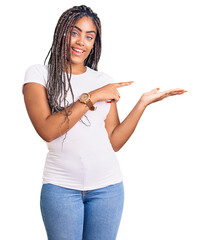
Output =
[{"x1": 114, "y1": 81, "x2": 134, "y2": 88}]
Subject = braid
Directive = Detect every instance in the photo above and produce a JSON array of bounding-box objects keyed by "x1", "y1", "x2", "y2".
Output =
[{"x1": 44, "y1": 5, "x2": 102, "y2": 146}]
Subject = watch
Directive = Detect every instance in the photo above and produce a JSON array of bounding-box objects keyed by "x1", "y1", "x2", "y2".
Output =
[{"x1": 78, "y1": 93, "x2": 96, "y2": 111}]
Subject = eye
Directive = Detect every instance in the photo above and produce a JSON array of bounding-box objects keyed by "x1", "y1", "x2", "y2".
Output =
[
  {"x1": 87, "y1": 36, "x2": 93, "y2": 40},
  {"x1": 72, "y1": 31, "x2": 78, "y2": 36}
]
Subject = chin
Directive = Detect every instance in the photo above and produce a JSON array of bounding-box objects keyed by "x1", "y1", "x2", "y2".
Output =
[
  {"x1": 71, "y1": 55, "x2": 90, "y2": 64},
  {"x1": 70, "y1": 52, "x2": 90, "y2": 63},
  {"x1": 71, "y1": 59, "x2": 85, "y2": 65}
]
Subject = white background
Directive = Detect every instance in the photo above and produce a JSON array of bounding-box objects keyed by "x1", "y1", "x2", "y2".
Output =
[{"x1": 1, "y1": 0, "x2": 209, "y2": 239}]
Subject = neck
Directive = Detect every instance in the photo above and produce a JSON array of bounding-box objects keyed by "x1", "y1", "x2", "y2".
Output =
[{"x1": 66, "y1": 62, "x2": 87, "y2": 75}]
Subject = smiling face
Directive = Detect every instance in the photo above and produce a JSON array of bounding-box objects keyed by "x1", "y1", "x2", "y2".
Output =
[{"x1": 67, "y1": 16, "x2": 97, "y2": 70}]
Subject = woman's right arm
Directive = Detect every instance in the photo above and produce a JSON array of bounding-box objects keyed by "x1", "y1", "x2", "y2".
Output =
[
  {"x1": 23, "y1": 81, "x2": 133, "y2": 142},
  {"x1": 23, "y1": 83, "x2": 95, "y2": 142}
]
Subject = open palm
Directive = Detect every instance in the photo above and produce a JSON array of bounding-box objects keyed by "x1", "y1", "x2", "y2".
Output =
[{"x1": 140, "y1": 88, "x2": 187, "y2": 107}]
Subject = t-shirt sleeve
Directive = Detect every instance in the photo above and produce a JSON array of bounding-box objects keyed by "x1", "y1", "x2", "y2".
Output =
[{"x1": 22, "y1": 64, "x2": 47, "y2": 94}]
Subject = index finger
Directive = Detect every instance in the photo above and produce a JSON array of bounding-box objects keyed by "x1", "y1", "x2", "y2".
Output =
[{"x1": 114, "y1": 81, "x2": 134, "y2": 88}]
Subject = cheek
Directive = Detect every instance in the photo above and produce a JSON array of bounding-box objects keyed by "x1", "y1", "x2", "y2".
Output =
[
  {"x1": 87, "y1": 40, "x2": 95, "y2": 52},
  {"x1": 69, "y1": 37, "x2": 76, "y2": 48},
  {"x1": 82, "y1": 41, "x2": 94, "y2": 56}
]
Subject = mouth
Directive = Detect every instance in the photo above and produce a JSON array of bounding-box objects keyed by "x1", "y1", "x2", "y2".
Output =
[{"x1": 71, "y1": 47, "x2": 85, "y2": 56}]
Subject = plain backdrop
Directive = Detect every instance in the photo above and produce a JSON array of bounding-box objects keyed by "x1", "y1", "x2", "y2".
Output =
[{"x1": 1, "y1": 0, "x2": 209, "y2": 239}]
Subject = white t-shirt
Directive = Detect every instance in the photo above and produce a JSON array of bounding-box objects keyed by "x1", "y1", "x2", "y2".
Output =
[{"x1": 23, "y1": 64, "x2": 123, "y2": 190}]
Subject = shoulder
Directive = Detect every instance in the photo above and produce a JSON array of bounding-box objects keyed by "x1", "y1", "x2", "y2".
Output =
[
  {"x1": 87, "y1": 67, "x2": 115, "y2": 84},
  {"x1": 25, "y1": 64, "x2": 48, "y2": 77},
  {"x1": 23, "y1": 64, "x2": 48, "y2": 89}
]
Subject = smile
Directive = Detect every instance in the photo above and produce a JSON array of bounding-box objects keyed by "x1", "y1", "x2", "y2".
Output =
[{"x1": 72, "y1": 47, "x2": 85, "y2": 53}]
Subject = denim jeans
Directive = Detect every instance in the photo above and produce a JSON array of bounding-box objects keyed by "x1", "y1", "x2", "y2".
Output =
[{"x1": 40, "y1": 181, "x2": 124, "y2": 240}]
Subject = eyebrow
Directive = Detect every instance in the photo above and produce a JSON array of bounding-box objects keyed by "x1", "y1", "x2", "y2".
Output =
[{"x1": 74, "y1": 26, "x2": 96, "y2": 34}]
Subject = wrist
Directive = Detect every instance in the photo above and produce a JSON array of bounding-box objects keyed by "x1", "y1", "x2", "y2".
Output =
[
  {"x1": 137, "y1": 99, "x2": 147, "y2": 110},
  {"x1": 88, "y1": 91, "x2": 98, "y2": 104}
]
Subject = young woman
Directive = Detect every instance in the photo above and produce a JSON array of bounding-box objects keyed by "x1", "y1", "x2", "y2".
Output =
[{"x1": 22, "y1": 5, "x2": 187, "y2": 240}]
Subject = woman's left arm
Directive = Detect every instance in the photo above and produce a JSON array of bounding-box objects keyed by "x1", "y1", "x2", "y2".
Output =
[
  {"x1": 105, "y1": 100, "x2": 146, "y2": 152},
  {"x1": 105, "y1": 87, "x2": 187, "y2": 152}
]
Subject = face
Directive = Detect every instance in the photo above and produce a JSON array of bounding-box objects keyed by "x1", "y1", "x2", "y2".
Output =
[{"x1": 67, "y1": 16, "x2": 97, "y2": 66}]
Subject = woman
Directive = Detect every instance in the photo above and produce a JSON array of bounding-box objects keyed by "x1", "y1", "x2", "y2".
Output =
[{"x1": 22, "y1": 5, "x2": 187, "y2": 240}]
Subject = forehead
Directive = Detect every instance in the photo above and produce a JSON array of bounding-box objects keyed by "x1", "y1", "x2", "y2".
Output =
[{"x1": 73, "y1": 16, "x2": 97, "y2": 32}]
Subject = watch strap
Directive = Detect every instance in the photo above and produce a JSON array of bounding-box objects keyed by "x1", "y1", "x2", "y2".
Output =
[
  {"x1": 79, "y1": 93, "x2": 96, "y2": 111},
  {"x1": 86, "y1": 99, "x2": 95, "y2": 110}
]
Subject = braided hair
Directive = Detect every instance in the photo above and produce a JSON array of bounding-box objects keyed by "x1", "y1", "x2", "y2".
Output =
[{"x1": 44, "y1": 5, "x2": 102, "y2": 143}]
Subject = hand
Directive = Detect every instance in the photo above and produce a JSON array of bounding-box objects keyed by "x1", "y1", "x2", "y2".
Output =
[
  {"x1": 89, "y1": 81, "x2": 134, "y2": 103},
  {"x1": 139, "y1": 88, "x2": 188, "y2": 107}
]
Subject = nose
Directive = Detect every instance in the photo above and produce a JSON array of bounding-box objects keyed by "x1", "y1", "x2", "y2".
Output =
[{"x1": 76, "y1": 35, "x2": 85, "y2": 46}]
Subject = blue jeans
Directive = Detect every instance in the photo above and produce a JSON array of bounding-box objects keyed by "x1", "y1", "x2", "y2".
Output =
[{"x1": 40, "y1": 181, "x2": 124, "y2": 240}]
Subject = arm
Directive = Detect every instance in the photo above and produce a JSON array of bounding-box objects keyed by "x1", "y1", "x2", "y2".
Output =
[
  {"x1": 105, "y1": 87, "x2": 187, "y2": 152},
  {"x1": 105, "y1": 100, "x2": 146, "y2": 152},
  {"x1": 23, "y1": 83, "x2": 97, "y2": 142},
  {"x1": 23, "y1": 81, "x2": 132, "y2": 142}
]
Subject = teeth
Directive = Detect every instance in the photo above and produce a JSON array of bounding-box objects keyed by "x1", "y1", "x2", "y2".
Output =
[{"x1": 73, "y1": 48, "x2": 84, "y2": 53}]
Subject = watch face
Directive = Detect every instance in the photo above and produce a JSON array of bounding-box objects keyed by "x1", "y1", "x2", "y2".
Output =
[
  {"x1": 82, "y1": 93, "x2": 89, "y2": 100},
  {"x1": 80, "y1": 93, "x2": 89, "y2": 102}
]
